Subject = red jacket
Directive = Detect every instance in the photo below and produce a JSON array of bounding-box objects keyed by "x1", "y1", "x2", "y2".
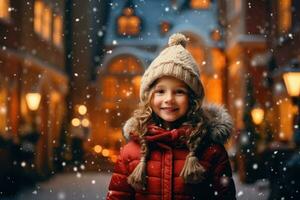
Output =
[{"x1": 107, "y1": 104, "x2": 236, "y2": 200}]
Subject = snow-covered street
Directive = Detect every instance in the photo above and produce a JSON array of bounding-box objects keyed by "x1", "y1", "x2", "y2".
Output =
[{"x1": 2, "y1": 172, "x2": 269, "y2": 200}]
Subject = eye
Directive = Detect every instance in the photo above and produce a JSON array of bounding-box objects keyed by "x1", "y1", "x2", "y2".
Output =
[
  {"x1": 154, "y1": 89, "x2": 165, "y2": 94},
  {"x1": 175, "y1": 89, "x2": 187, "y2": 95}
]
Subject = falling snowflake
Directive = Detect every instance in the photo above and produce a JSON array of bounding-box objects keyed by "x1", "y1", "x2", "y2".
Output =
[
  {"x1": 76, "y1": 172, "x2": 82, "y2": 178},
  {"x1": 112, "y1": 40, "x2": 118, "y2": 45},
  {"x1": 21, "y1": 161, "x2": 26, "y2": 167},
  {"x1": 253, "y1": 163, "x2": 258, "y2": 170},
  {"x1": 237, "y1": 190, "x2": 244, "y2": 197},
  {"x1": 57, "y1": 192, "x2": 66, "y2": 199}
]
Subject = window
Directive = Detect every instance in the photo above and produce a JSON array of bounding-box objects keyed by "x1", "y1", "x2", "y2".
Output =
[
  {"x1": 233, "y1": 0, "x2": 241, "y2": 14},
  {"x1": 278, "y1": 0, "x2": 291, "y2": 33},
  {"x1": 211, "y1": 48, "x2": 226, "y2": 72},
  {"x1": 103, "y1": 77, "x2": 118, "y2": 99},
  {"x1": 190, "y1": 0, "x2": 210, "y2": 9},
  {"x1": 53, "y1": 15, "x2": 63, "y2": 47},
  {"x1": 42, "y1": 6, "x2": 52, "y2": 40},
  {"x1": 210, "y1": 29, "x2": 221, "y2": 41},
  {"x1": 0, "y1": 78, "x2": 7, "y2": 135},
  {"x1": 0, "y1": 0, "x2": 10, "y2": 20},
  {"x1": 187, "y1": 45, "x2": 205, "y2": 70},
  {"x1": 34, "y1": 1, "x2": 43, "y2": 33},
  {"x1": 34, "y1": 0, "x2": 54, "y2": 41},
  {"x1": 109, "y1": 57, "x2": 143, "y2": 74},
  {"x1": 117, "y1": 7, "x2": 141, "y2": 36},
  {"x1": 160, "y1": 21, "x2": 171, "y2": 35},
  {"x1": 102, "y1": 56, "x2": 143, "y2": 99}
]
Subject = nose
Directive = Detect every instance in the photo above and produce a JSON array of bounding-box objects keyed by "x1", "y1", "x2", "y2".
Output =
[{"x1": 164, "y1": 91, "x2": 174, "y2": 103}]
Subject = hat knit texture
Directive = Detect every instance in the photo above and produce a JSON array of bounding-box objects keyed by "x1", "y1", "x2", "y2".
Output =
[{"x1": 140, "y1": 33, "x2": 204, "y2": 102}]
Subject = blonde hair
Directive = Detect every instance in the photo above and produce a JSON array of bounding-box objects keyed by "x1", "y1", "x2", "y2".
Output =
[{"x1": 127, "y1": 85, "x2": 208, "y2": 190}]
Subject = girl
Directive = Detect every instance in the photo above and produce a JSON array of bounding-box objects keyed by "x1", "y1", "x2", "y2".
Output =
[{"x1": 106, "y1": 33, "x2": 236, "y2": 199}]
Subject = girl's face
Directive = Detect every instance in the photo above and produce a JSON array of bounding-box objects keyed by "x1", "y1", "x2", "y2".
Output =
[{"x1": 150, "y1": 76, "x2": 189, "y2": 129}]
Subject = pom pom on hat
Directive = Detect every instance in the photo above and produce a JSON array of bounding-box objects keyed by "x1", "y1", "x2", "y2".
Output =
[{"x1": 168, "y1": 33, "x2": 188, "y2": 47}]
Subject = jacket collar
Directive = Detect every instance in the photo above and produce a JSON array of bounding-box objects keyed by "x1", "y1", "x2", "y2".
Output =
[{"x1": 123, "y1": 103, "x2": 233, "y2": 144}]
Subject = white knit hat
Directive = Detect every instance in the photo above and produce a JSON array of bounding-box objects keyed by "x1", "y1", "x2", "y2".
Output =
[{"x1": 140, "y1": 33, "x2": 204, "y2": 102}]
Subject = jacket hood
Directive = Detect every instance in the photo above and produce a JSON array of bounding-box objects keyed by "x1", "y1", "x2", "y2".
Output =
[{"x1": 122, "y1": 104, "x2": 233, "y2": 144}]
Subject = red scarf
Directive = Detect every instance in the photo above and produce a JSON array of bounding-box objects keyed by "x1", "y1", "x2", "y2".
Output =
[{"x1": 130, "y1": 124, "x2": 193, "y2": 147}]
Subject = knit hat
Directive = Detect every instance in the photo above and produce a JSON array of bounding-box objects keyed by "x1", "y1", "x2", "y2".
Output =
[{"x1": 140, "y1": 33, "x2": 204, "y2": 102}]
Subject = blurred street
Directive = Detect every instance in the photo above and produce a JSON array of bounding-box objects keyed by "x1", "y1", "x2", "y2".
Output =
[
  {"x1": 1, "y1": 172, "x2": 269, "y2": 200},
  {"x1": 1, "y1": 0, "x2": 300, "y2": 199}
]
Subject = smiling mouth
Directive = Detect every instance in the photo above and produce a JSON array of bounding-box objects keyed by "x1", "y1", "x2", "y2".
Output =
[{"x1": 161, "y1": 108, "x2": 179, "y2": 112}]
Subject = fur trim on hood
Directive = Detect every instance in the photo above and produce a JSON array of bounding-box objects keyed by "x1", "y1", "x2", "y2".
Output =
[{"x1": 122, "y1": 104, "x2": 233, "y2": 144}]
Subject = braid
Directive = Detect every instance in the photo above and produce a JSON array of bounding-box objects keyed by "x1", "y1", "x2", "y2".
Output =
[
  {"x1": 127, "y1": 100, "x2": 152, "y2": 190},
  {"x1": 180, "y1": 99, "x2": 208, "y2": 184}
]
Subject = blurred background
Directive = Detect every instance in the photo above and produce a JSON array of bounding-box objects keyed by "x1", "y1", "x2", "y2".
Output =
[{"x1": 1, "y1": 0, "x2": 300, "y2": 199}]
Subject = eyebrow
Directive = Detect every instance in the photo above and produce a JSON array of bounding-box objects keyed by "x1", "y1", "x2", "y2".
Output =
[{"x1": 154, "y1": 84, "x2": 188, "y2": 90}]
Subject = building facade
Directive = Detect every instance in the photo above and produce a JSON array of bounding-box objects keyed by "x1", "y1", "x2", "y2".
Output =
[
  {"x1": 220, "y1": 0, "x2": 300, "y2": 182},
  {"x1": 0, "y1": 0, "x2": 68, "y2": 187}
]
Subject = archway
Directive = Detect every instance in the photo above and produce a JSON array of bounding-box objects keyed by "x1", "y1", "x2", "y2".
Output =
[{"x1": 89, "y1": 55, "x2": 144, "y2": 163}]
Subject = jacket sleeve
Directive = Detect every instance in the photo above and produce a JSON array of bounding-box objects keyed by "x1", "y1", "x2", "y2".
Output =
[
  {"x1": 106, "y1": 148, "x2": 134, "y2": 200},
  {"x1": 211, "y1": 145, "x2": 236, "y2": 200}
]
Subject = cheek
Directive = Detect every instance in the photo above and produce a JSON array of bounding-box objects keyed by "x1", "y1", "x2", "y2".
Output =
[
  {"x1": 150, "y1": 96, "x2": 161, "y2": 109},
  {"x1": 179, "y1": 97, "x2": 189, "y2": 111}
]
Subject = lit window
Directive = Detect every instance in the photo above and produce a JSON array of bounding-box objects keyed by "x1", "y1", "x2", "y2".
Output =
[
  {"x1": 132, "y1": 75, "x2": 142, "y2": 97},
  {"x1": 210, "y1": 29, "x2": 221, "y2": 41},
  {"x1": 187, "y1": 45, "x2": 204, "y2": 70},
  {"x1": 109, "y1": 57, "x2": 143, "y2": 74},
  {"x1": 34, "y1": 0, "x2": 43, "y2": 33},
  {"x1": 34, "y1": 1, "x2": 52, "y2": 41},
  {"x1": 0, "y1": 0, "x2": 10, "y2": 19},
  {"x1": 117, "y1": 8, "x2": 141, "y2": 36},
  {"x1": 102, "y1": 77, "x2": 118, "y2": 99},
  {"x1": 233, "y1": 0, "x2": 241, "y2": 13},
  {"x1": 103, "y1": 56, "x2": 143, "y2": 99},
  {"x1": 53, "y1": 15, "x2": 63, "y2": 47},
  {"x1": 0, "y1": 81, "x2": 7, "y2": 134},
  {"x1": 278, "y1": 0, "x2": 291, "y2": 33},
  {"x1": 211, "y1": 48, "x2": 226, "y2": 72},
  {"x1": 42, "y1": 6, "x2": 52, "y2": 40},
  {"x1": 160, "y1": 21, "x2": 171, "y2": 35},
  {"x1": 190, "y1": 0, "x2": 210, "y2": 9}
]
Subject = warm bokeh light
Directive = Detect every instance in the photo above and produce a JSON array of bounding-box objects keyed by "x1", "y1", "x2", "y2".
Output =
[
  {"x1": 283, "y1": 72, "x2": 300, "y2": 97},
  {"x1": 71, "y1": 118, "x2": 80, "y2": 127},
  {"x1": 25, "y1": 92, "x2": 41, "y2": 111},
  {"x1": 81, "y1": 118, "x2": 90, "y2": 127},
  {"x1": 78, "y1": 105, "x2": 87, "y2": 115},
  {"x1": 0, "y1": 105, "x2": 6, "y2": 115},
  {"x1": 51, "y1": 91, "x2": 60, "y2": 103},
  {"x1": 93, "y1": 145, "x2": 102, "y2": 154},
  {"x1": 102, "y1": 149, "x2": 110, "y2": 157},
  {"x1": 111, "y1": 155, "x2": 118, "y2": 163},
  {"x1": 251, "y1": 107, "x2": 265, "y2": 125}
]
